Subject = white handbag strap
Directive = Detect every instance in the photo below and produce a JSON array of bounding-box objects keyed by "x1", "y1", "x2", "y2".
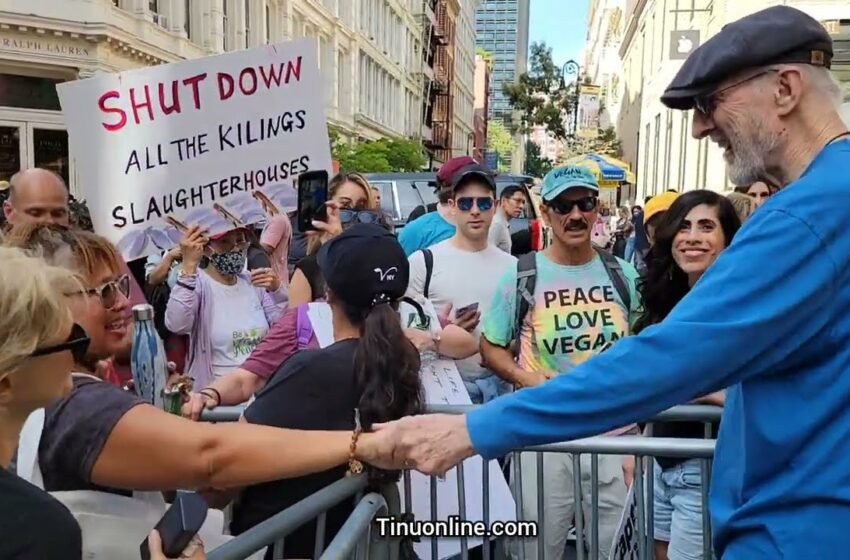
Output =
[{"x1": 17, "y1": 407, "x2": 46, "y2": 489}]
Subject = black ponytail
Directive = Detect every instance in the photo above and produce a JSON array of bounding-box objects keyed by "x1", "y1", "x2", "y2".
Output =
[{"x1": 340, "y1": 299, "x2": 424, "y2": 484}]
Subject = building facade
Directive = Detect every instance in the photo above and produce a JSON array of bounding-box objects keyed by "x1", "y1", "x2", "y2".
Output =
[
  {"x1": 613, "y1": 0, "x2": 850, "y2": 202},
  {"x1": 0, "y1": 0, "x2": 479, "y2": 193},
  {"x1": 475, "y1": 0, "x2": 530, "y2": 172},
  {"x1": 584, "y1": 0, "x2": 626, "y2": 130},
  {"x1": 473, "y1": 53, "x2": 489, "y2": 162}
]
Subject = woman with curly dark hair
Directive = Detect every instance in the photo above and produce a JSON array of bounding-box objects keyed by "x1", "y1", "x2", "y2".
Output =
[
  {"x1": 633, "y1": 190, "x2": 740, "y2": 560},
  {"x1": 231, "y1": 223, "x2": 424, "y2": 559}
]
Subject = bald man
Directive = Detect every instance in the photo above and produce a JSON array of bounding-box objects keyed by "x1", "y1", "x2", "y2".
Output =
[
  {"x1": 3, "y1": 168, "x2": 70, "y2": 226},
  {"x1": 4, "y1": 168, "x2": 149, "y2": 384}
]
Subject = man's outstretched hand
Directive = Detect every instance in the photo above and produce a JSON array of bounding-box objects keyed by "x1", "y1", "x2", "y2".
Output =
[{"x1": 359, "y1": 414, "x2": 477, "y2": 477}]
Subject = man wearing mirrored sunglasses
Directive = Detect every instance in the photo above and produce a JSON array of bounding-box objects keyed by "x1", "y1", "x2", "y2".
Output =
[
  {"x1": 406, "y1": 164, "x2": 517, "y2": 405},
  {"x1": 478, "y1": 165, "x2": 641, "y2": 560}
]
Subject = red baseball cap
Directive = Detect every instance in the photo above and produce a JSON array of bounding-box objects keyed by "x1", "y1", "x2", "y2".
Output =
[{"x1": 436, "y1": 156, "x2": 478, "y2": 187}]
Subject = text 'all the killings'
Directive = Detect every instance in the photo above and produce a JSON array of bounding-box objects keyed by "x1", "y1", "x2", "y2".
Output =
[{"x1": 124, "y1": 110, "x2": 308, "y2": 175}]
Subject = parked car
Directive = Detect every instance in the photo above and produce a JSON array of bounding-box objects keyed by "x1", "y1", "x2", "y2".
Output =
[{"x1": 364, "y1": 172, "x2": 550, "y2": 255}]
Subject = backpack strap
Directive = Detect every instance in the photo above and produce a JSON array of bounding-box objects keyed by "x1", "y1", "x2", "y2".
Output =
[
  {"x1": 514, "y1": 252, "x2": 538, "y2": 352},
  {"x1": 296, "y1": 304, "x2": 314, "y2": 349},
  {"x1": 422, "y1": 248, "x2": 434, "y2": 300},
  {"x1": 595, "y1": 247, "x2": 632, "y2": 312}
]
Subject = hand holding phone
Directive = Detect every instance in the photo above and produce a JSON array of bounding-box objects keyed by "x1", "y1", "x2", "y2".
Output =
[
  {"x1": 140, "y1": 492, "x2": 208, "y2": 560},
  {"x1": 297, "y1": 170, "x2": 330, "y2": 231},
  {"x1": 455, "y1": 302, "x2": 479, "y2": 319}
]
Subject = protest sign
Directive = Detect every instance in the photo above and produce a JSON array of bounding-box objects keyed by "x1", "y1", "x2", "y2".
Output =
[
  {"x1": 307, "y1": 298, "x2": 517, "y2": 560},
  {"x1": 56, "y1": 38, "x2": 332, "y2": 260},
  {"x1": 609, "y1": 484, "x2": 640, "y2": 560},
  {"x1": 401, "y1": 358, "x2": 517, "y2": 560}
]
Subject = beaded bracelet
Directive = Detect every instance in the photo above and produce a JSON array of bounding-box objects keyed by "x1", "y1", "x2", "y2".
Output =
[{"x1": 346, "y1": 408, "x2": 363, "y2": 476}]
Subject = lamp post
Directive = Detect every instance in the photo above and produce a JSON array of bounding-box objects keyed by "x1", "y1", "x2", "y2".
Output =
[{"x1": 562, "y1": 60, "x2": 581, "y2": 142}]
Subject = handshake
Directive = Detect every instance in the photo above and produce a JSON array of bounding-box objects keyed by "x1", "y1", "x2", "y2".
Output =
[{"x1": 353, "y1": 413, "x2": 478, "y2": 477}]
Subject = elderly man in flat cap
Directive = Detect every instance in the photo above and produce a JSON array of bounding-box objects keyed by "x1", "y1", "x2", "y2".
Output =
[{"x1": 362, "y1": 6, "x2": 850, "y2": 559}]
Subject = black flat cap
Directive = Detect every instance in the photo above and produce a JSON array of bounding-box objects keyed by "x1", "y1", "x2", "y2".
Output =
[{"x1": 662, "y1": 6, "x2": 833, "y2": 110}]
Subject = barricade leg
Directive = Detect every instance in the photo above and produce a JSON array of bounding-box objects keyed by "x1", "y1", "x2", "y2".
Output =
[
  {"x1": 578, "y1": 453, "x2": 628, "y2": 559},
  {"x1": 509, "y1": 451, "x2": 575, "y2": 560}
]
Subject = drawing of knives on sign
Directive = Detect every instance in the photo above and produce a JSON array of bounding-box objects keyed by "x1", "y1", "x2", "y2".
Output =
[
  {"x1": 253, "y1": 190, "x2": 280, "y2": 217},
  {"x1": 212, "y1": 203, "x2": 246, "y2": 230}
]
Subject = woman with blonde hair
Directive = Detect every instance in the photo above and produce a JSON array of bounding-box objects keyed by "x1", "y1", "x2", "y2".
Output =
[
  {"x1": 3, "y1": 224, "x2": 389, "y2": 558},
  {"x1": 288, "y1": 172, "x2": 386, "y2": 306},
  {"x1": 0, "y1": 246, "x2": 84, "y2": 558}
]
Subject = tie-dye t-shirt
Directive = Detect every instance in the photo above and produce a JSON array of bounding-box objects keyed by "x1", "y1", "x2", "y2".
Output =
[{"x1": 482, "y1": 252, "x2": 641, "y2": 377}]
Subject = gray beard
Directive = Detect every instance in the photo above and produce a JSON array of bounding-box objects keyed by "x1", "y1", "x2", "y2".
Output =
[{"x1": 726, "y1": 124, "x2": 781, "y2": 187}]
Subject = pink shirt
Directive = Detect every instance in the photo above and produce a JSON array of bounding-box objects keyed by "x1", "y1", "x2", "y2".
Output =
[{"x1": 260, "y1": 215, "x2": 292, "y2": 287}]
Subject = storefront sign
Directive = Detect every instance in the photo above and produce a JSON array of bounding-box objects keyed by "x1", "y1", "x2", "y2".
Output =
[
  {"x1": 56, "y1": 38, "x2": 332, "y2": 261},
  {"x1": 669, "y1": 30, "x2": 700, "y2": 60},
  {"x1": 0, "y1": 34, "x2": 92, "y2": 58}
]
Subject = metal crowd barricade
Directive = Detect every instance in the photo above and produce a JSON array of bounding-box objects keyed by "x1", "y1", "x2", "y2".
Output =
[
  {"x1": 206, "y1": 475, "x2": 369, "y2": 560},
  {"x1": 202, "y1": 405, "x2": 720, "y2": 560}
]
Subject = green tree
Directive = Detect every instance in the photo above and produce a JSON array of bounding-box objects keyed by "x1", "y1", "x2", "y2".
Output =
[
  {"x1": 487, "y1": 120, "x2": 513, "y2": 172},
  {"x1": 502, "y1": 42, "x2": 578, "y2": 141},
  {"x1": 524, "y1": 140, "x2": 553, "y2": 177},
  {"x1": 334, "y1": 137, "x2": 427, "y2": 174},
  {"x1": 476, "y1": 47, "x2": 494, "y2": 69}
]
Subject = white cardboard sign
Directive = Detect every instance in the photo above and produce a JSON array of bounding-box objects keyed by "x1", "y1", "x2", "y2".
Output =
[
  {"x1": 307, "y1": 298, "x2": 517, "y2": 559},
  {"x1": 56, "y1": 38, "x2": 331, "y2": 260}
]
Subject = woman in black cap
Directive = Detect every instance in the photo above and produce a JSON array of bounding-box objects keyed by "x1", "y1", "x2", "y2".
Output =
[{"x1": 229, "y1": 223, "x2": 424, "y2": 558}]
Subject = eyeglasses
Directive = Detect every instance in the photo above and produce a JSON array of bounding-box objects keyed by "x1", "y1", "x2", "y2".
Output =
[
  {"x1": 547, "y1": 196, "x2": 598, "y2": 215},
  {"x1": 30, "y1": 323, "x2": 90, "y2": 364},
  {"x1": 693, "y1": 69, "x2": 778, "y2": 117},
  {"x1": 340, "y1": 209, "x2": 383, "y2": 225},
  {"x1": 68, "y1": 274, "x2": 130, "y2": 309},
  {"x1": 209, "y1": 235, "x2": 249, "y2": 253},
  {"x1": 456, "y1": 197, "x2": 494, "y2": 212}
]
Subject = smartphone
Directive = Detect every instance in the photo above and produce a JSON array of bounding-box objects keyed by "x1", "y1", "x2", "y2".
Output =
[
  {"x1": 455, "y1": 302, "x2": 479, "y2": 319},
  {"x1": 297, "y1": 170, "x2": 330, "y2": 231},
  {"x1": 139, "y1": 492, "x2": 208, "y2": 560}
]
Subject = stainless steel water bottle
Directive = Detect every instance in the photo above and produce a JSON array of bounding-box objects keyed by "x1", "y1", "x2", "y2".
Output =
[{"x1": 130, "y1": 304, "x2": 168, "y2": 409}]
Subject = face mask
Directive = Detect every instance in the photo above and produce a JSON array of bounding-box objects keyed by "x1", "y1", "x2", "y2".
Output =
[{"x1": 209, "y1": 249, "x2": 246, "y2": 276}]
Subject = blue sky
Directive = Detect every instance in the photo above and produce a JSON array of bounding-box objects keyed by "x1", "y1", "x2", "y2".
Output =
[{"x1": 529, "y1": 0, "x2": 590, "y2": 65}]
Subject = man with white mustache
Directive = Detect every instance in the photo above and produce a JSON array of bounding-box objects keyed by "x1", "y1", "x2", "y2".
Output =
[
  {"x1": 478, "y1": 164, "x2": 641, "y2": 559},
  {"x1": 367, "y1": 6, "x2": 850, "y2": 559}
]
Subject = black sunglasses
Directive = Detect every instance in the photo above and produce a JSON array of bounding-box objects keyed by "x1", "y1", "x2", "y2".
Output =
[
  {"x1": 456, "y1": 197, "x2": 494, "y2": 212},
  {"x1": 340, "y1": 209, "x2": 383, "y2": 225},
  {"x1": 30, "y1": 323, "x2": 90, "y2": 363},
  {"x1": 693, "y1": 69, "x2": 777, "y2": 117},
  {"x1": 548, "y1": 196, "x2": 599, "y2": 215},
  {"x1": 68, "y1": 274, "x2": 130, "y2": 309}
]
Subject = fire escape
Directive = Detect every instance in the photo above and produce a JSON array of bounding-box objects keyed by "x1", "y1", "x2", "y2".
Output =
[{"x1": 419, "y1": 0, "x2": 455, "y2": 164}]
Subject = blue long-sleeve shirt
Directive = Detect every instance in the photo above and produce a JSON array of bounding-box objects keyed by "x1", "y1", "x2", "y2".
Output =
[{"x1": 467, "y1": 140, "x2": 850, "y2": 558}]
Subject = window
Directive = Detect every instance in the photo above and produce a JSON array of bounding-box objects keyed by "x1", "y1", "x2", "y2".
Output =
[
  {"x1": 265, "y1": 4, "x2": 270, "y2": 43},
  {"x1": 185, "y1": 0, "x2": 191, "y2": 37},
  {"x1": 652, "y1": 113, "x2": 660, "y2": 195},
  {"x1": 642, "y1": 122, "x2": 650, "y2": 192},
  {"x1": 149, "y1": 0, "x2": 158, "y2": 13},
  {"x1": 663, "y1": 109, "x2": 673, "y2": 189},
  {"x1": 679, "y1": 111, "x2": 689, "y2": 188},
  {"x1": 245, "y1": 0, "x2": 250, "y2": 48},
  {"x1": 223, "y1": 0, "x2": 229, "y2": 50}
]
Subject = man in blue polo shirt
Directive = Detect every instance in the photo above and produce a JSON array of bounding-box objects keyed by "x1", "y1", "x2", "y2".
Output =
[{"x1": 367, "y1": 7, "x2": 850, "y2": 559}]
